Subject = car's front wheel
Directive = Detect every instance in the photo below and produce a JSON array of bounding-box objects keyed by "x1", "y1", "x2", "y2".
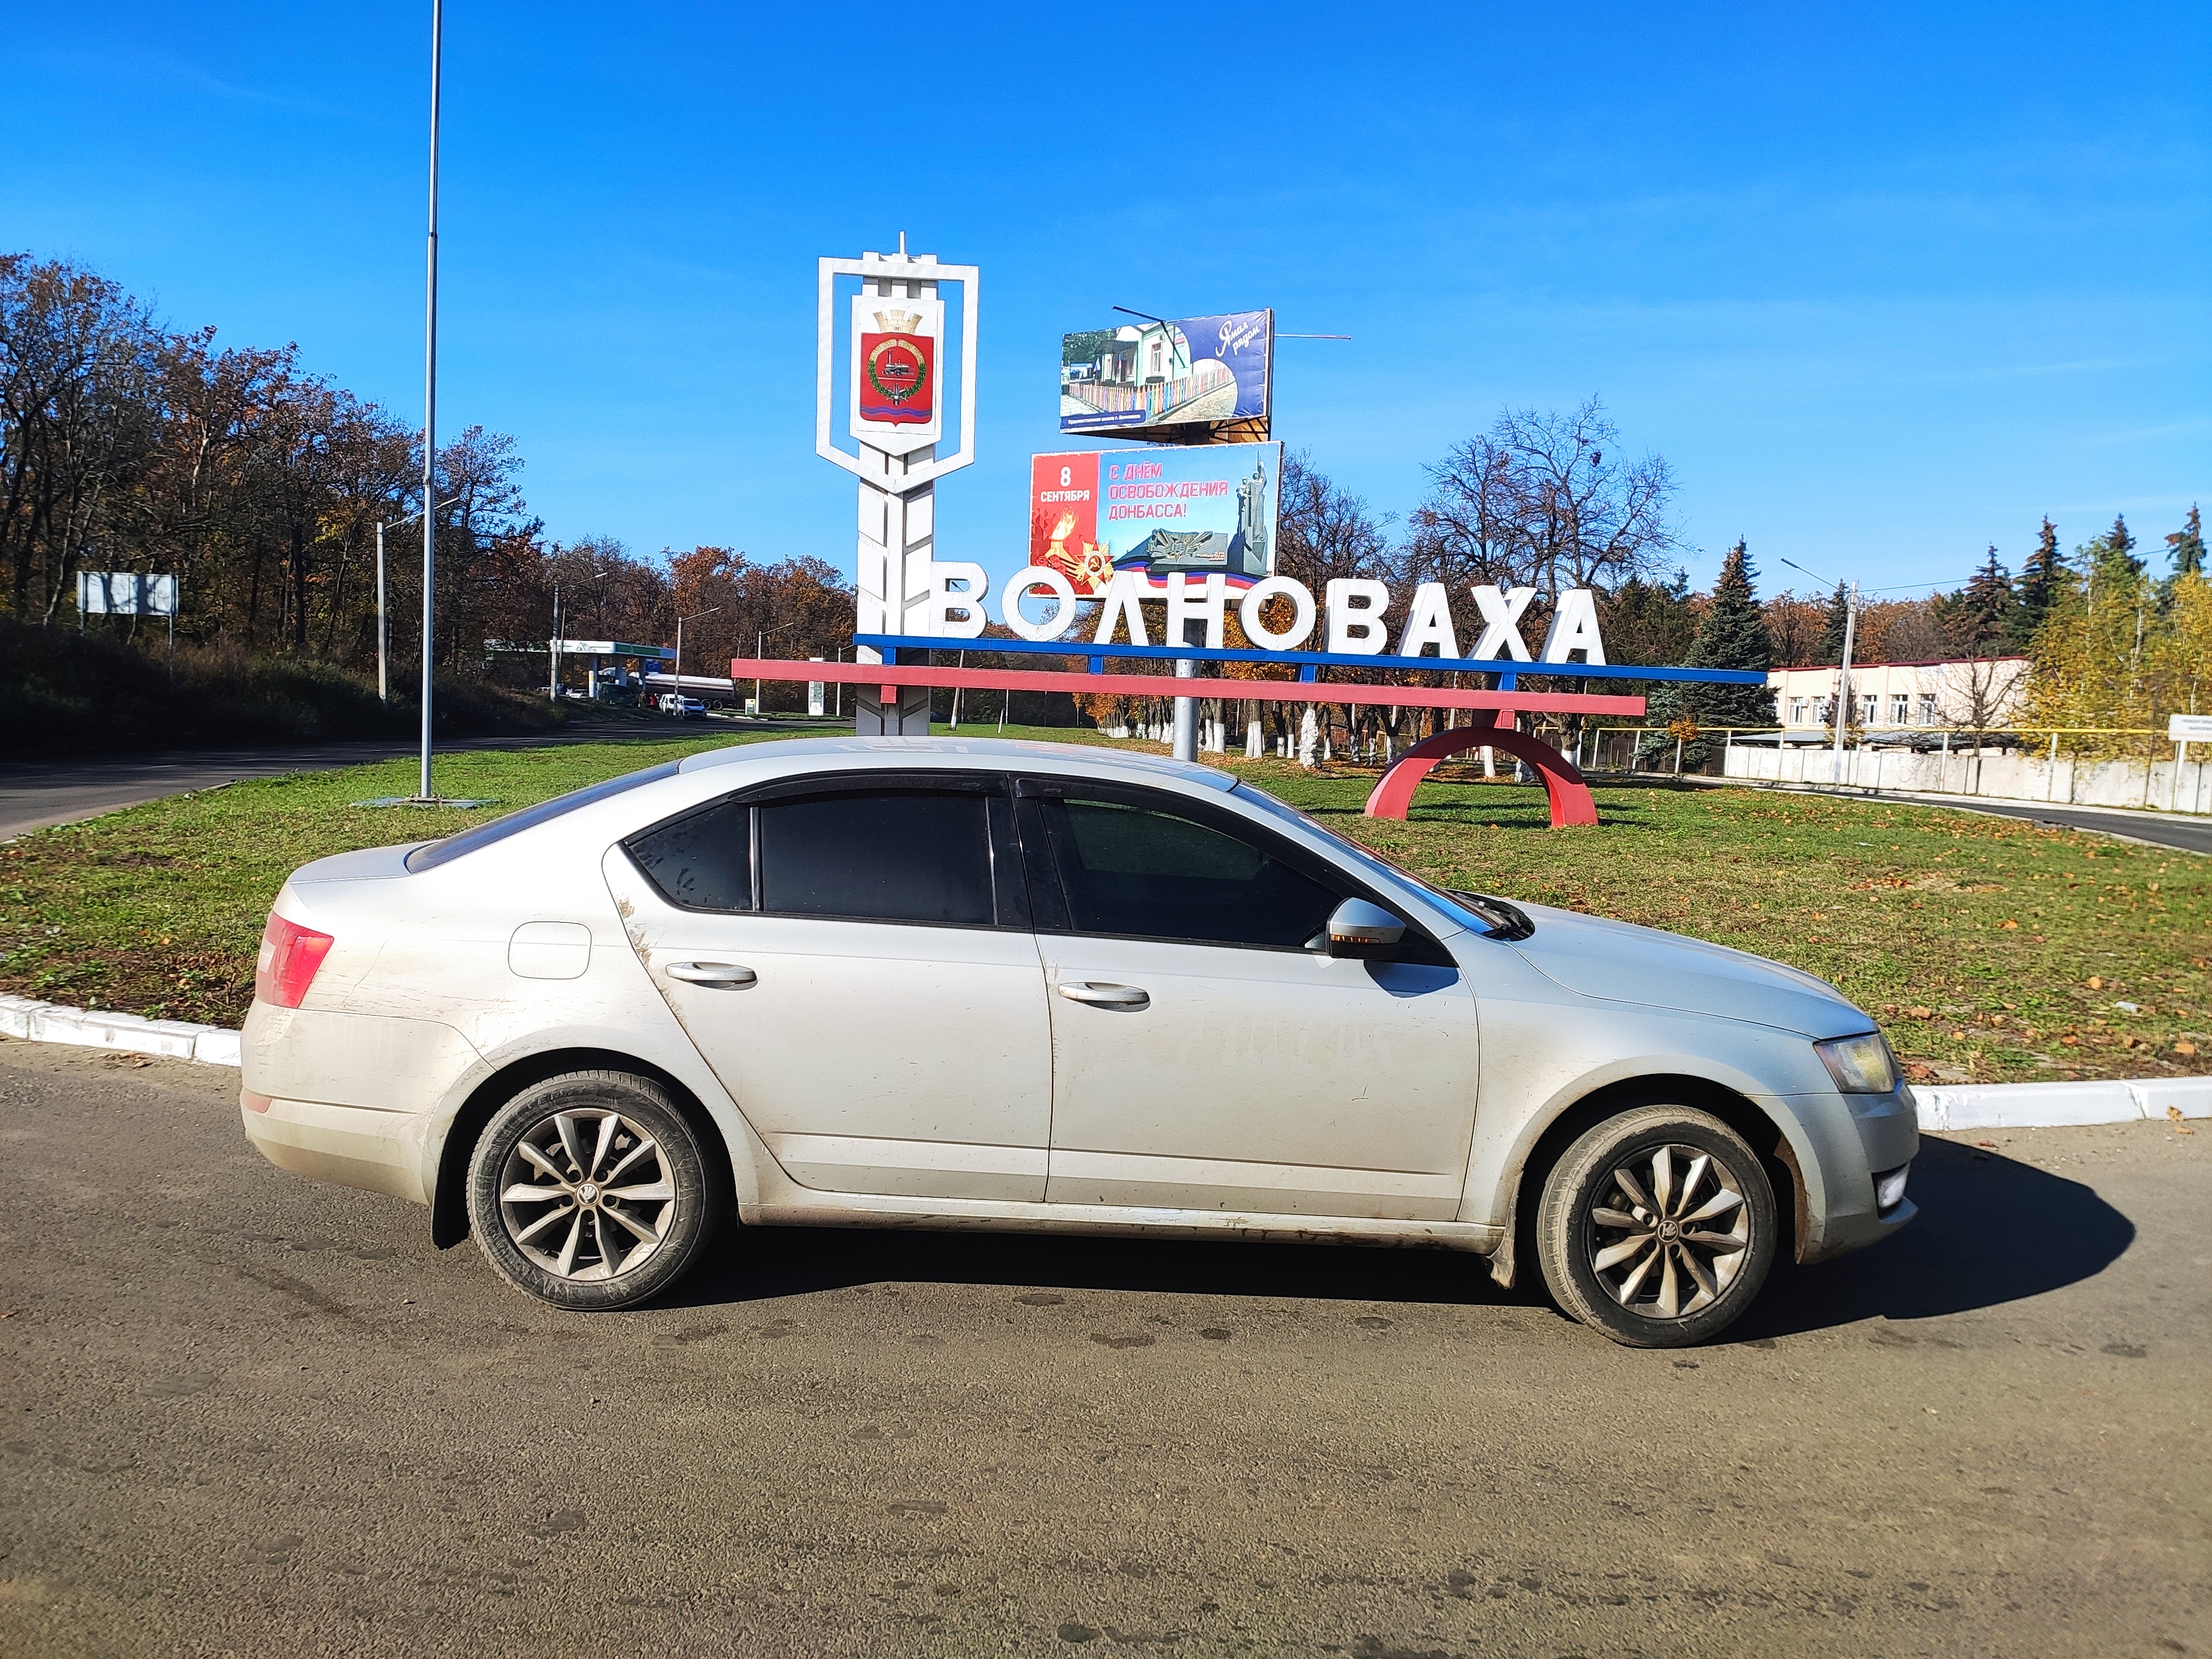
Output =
[
  {"x1": 466, "y1": 1070, "x2": 719, "y2": 1311},
  {"x1": 1535, "y1": 1105, "x2": 1777, "y2": 1347}
]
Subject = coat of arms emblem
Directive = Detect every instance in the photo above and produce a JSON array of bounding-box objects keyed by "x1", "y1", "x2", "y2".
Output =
[{"x1": 857, "y1": 310, "x2": 935, "y2": 426}]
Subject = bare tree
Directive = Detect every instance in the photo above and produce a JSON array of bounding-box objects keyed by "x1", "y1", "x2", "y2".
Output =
[
  {"x1": 1272, "y1": 450, "x2": 1393, "y2": 589},
  {"x1": 1404, "y1": 397, "x2": 1681, "y2": 595}
]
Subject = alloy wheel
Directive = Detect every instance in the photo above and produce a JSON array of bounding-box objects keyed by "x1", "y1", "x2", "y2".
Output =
[
  {"x1": 497, "y1": 1108, "x2": 678, "y2": 1282},
  {"x1": 1585, "y1": 1142, "x2": 1752, "y2": 1319}
]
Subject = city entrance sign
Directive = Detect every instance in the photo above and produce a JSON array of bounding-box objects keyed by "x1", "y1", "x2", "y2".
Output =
[{"x1": 791, "y1": 235, "x2": 1765, "y2": 828}]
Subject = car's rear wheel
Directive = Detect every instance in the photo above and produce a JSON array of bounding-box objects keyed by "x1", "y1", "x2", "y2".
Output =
[
  {"x1": 466, "y1": 1070, "x2": 718, "y2": 1311},
  {"x1": 1535, "y1": 1105, "x2": 1776, "y2": 1347}
]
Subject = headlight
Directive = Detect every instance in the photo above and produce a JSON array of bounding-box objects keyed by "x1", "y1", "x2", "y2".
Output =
[{"x1": 1814, "y1": 1031, "x2": 1899, "y2": 1094}]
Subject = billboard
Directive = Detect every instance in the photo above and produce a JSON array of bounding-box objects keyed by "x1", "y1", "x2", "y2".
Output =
[
  {"x1": 1059, "y1": 310, "x2": 1271, "y2": 437},
  {"x1": 78, "y1": 572, "x2": 179, "y2": 617},
  {"x1": 1030, "y1": 442, "x2": 1281, "y2": 596}
]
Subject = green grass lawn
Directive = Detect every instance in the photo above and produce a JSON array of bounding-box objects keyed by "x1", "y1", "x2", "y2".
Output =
[{"x1": 3, "y1": 723, "x2": 2204, "y2": 1086}]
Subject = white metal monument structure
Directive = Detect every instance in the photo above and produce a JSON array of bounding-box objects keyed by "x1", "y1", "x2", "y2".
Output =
[{"x1": 816, "y1": 242, "x2": 982, "y2": 735}]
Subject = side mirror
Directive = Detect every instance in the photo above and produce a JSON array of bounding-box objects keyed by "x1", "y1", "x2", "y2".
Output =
[{"x1": 1320, "y1": 896, "x2": 1406, "y2": 956}]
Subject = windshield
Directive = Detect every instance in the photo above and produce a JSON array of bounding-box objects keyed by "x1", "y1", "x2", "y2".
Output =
[{"x1": 1229, "y1": 781, "x2": 1535, "y2": 940}]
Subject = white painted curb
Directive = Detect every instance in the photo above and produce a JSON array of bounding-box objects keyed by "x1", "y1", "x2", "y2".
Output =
[
  {"x1": 2, "y1": 990, "x2": 2207, "y2": 1126},
  {"x1": 0, "y1": 993, "x2": 241, "y2": 1068},
  {"x1": 1912, "y1": 1076, "x2": 2210, "y2": 1130}
]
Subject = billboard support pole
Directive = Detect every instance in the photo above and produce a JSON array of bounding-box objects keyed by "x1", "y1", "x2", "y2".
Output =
[{"x1": 1172, "y1": 655, "x2": 1198, "y2": 761}]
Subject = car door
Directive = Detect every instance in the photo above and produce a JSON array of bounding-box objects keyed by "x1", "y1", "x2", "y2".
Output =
[
  {"x1": 1016, "y1": 778, "x2": 1479, "y2": 1221},
  {"x1": 602, "y1": 770, "x2": 1053, "y2": 1202}
]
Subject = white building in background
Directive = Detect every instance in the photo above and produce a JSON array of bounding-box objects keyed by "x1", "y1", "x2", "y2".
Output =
[{"x1": 1766, "y1": 656, "x2": 2032, "y2": 739}]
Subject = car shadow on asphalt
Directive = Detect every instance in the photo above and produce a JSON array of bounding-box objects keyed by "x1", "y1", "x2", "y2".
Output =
[
  {"x1": 1726, "y1": 1135, "x2": 2136, "y2": 1342},
  {"x1": 658, "y1": 1136, "x2": 2135, "y2": 1338}
]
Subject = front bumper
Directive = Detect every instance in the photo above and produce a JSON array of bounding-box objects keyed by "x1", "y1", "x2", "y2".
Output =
[{"x1": 1787, "y1": 1081, "x2": 1922, "y2": 1265}]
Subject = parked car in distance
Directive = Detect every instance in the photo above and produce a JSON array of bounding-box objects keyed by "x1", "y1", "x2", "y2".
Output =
[
  {"x1": 655, "y1": 692, "x2": 708, "y2": 719},
  {"x1": 238, "y1": 738, "x2": 1917, "y2": 1345}
]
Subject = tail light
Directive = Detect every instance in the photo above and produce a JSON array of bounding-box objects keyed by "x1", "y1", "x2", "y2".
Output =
[{"x1": 255, "y1": 914, "x2": 334, "y2": 1009}]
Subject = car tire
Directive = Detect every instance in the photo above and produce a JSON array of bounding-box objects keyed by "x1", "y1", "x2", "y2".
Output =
[
  {"x1": 466, "y1": 1070, "x2": 719, "y2": 1311},
  {"x1": 1535, "y1": 1105, "x2": 1777, "y2": 1348}
]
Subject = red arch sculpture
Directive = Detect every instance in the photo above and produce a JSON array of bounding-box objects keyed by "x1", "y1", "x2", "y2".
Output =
[{"x1": 1363, "y1": 717, "x2": 1600, "y2": 828}]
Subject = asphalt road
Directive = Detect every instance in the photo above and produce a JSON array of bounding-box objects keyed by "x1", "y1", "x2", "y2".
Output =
[
  {"x1": 0, "y1": 718, "x2": 828, "y2": 842},
  {"x1": 1674, "y1": 777, "x2": 2212, "y2": 855},
  {"x1": 1885, "y1": 794, "x2": 2212, "y2": 855},
  {"x1": 3, "y1": 1040, "x2": 2207, "y2": 1658}
]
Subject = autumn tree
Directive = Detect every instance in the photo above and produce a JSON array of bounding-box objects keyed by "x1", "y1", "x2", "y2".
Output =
[
  {"x1": 1760, "y1": 589, "x2": 1825, "y2": 668},
  {"x1": 2021, "y1": 519, "x2": 2182, "y2": 757}
]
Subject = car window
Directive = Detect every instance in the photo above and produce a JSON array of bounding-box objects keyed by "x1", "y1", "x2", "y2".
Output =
[
  {"x1": 626, "y1": 796, "x2": 752, "y2": 911},
  {"x1": 406, "y1": 762, "x2": 684, "y2": 874},
  {"x1": 759, "y1": 790, "x2": 993, "y2": 926},
  {"x1": 1038, "y1": 795, "x2": 1338, "y2": 950},
  {"x1": 1230, "y1": 782, "x2": 1513, "y2": 938}
]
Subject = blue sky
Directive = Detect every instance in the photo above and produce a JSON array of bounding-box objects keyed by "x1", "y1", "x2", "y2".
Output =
[{"x1": 10, "y1": 3, "x2": 2207, "y2": 603}]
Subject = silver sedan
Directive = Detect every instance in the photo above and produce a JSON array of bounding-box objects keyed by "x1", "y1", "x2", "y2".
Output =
[{"x1": 239, "y1": 737, "x2": 1917, "y2": 1345}]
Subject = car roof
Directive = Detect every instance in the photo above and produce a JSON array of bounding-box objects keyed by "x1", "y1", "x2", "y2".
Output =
[{"x1": 677, "y1": 735, "x2": 1238, "y2": 793}]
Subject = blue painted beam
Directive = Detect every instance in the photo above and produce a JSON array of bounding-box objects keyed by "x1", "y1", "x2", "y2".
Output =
[{"x1": 851, "y1": 633, "x2": 1768, "y2": 686}]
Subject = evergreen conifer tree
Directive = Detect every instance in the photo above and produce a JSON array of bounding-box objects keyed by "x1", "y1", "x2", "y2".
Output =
[
  {"x1": 1689, "y1": 540, "x2": 1777, "y2": 727},
  {"x1": 2011, "y1": 516, "x2": 2067, "y2": 648},
  {"x1": 2094, "y1": 514, "x2": 2142, "y2": 581},
  {"x1": 1940, "y1": 546, "x2": 2018, "y2": 655},
  {"x1": 1641, "y1": 540, "x2": 1775, "y2": 768},
  {"x1": 1819, "y1": 581, "x2": 1851, "y2": 661},
  {"x1": 2166, "y1": 504, "x2": 2204, "y2": 581}
]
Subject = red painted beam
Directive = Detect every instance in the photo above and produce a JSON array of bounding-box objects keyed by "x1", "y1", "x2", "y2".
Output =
[
  {"x1": 1365, "y1": 719, "x2": 1600, "y2": 828},
  {"x1": 728, "y1": 659, "x2": 1645, "y2": 718}
]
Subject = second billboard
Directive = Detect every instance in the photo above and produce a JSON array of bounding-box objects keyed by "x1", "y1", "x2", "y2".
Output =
[
  {"x1": 1059, "y1": 311, "x2": 1272, "y2": 436},
  {"x1": 1030, "y1": 442, "x2": 1282, "y2": 597}
]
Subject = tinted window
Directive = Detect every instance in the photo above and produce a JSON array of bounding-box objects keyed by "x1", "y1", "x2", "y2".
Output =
[
  {"x1": 627, "y1": 797, "x2": 753, "y2": 911},
  {"x1": 758, "y1": 791, "x2": 993, "y2": 925},
  {"x1": 405, "y1": 762, "x2": 683, "y2": 873},
  {"x1": 1040, "y1": 796, "x2": 1337, "y2": 948}
]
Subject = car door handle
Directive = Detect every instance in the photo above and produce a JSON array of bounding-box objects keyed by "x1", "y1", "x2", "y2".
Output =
[
  {"x1": 666, "y1": 961, "x2": 757, "y2": 988},
  {"x1": 1057, "y1": 981, "x2": 1149, "y2": 1009}
]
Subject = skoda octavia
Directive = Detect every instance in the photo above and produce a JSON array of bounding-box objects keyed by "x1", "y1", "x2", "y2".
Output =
[{"x1": 241, "y1": 737, "x2": 1917, "y2": 1346}]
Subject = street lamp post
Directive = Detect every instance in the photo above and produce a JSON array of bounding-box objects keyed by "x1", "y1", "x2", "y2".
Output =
[
  {"x1": 1832, "y1": 581, "x2": 1860, "y2": 782},
  {"x1": 375, "y1": 494, "x2": 459, "y2": 703},
  {"x1": 416, "y1": 0, "x2": 444, "y2": 800},
  {"x1": 675, "y1": 607, "x2": 719, "y2": 711}
]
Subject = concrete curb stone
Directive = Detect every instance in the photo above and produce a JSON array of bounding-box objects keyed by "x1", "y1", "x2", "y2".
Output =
[
  {"x1": 1910, "y1": 1076, "x2": 2210, "y2": 1130},
  {"x1": 3, "y1": 990, "x2": 2206, "y2": 1125},
  {"x1": 1, "y1": 993, "x2": 242, "y2": 1068}
]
